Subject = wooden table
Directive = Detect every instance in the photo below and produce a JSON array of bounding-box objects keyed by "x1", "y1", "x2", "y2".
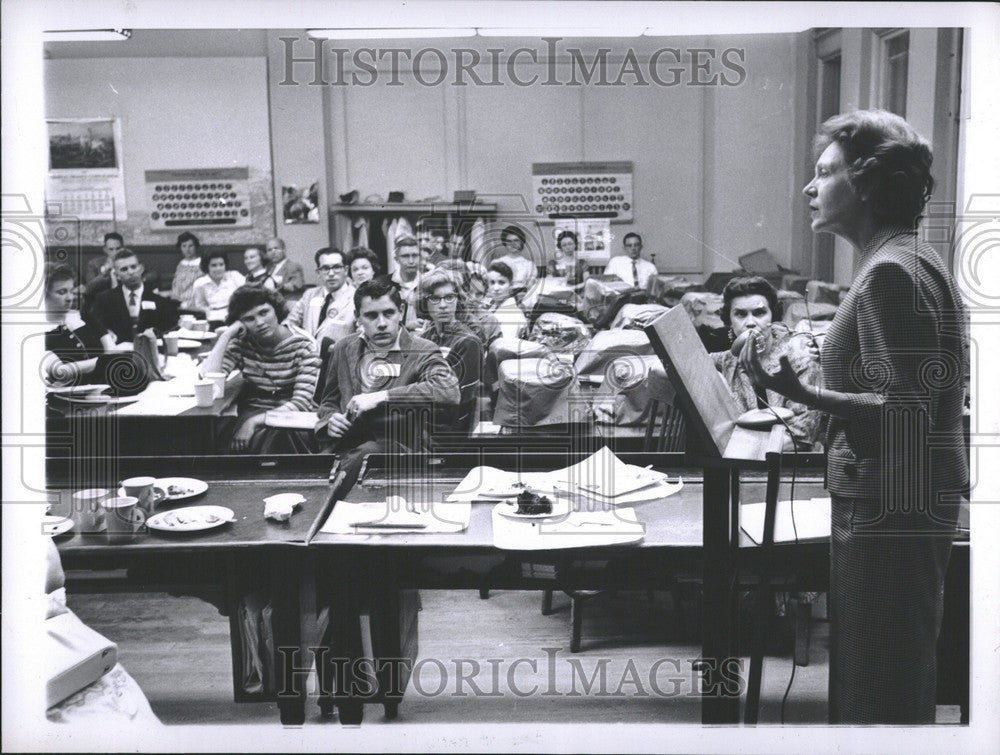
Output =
[
  {"x1": 309, "y1": 451, "x2": 831, "y2": 725},
  {"x1": 47, "y1": 457, "x2": 335, "y2": 725}
]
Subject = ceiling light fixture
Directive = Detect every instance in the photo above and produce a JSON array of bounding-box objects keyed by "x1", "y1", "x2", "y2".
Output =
[{"x1": 43, "y1": 29, "x2": 132, "y2": 42}]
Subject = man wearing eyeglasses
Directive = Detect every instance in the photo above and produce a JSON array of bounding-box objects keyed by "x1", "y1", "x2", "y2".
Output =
[{"x1": 284, "y1": 247, "x2": 356, "y2": 343}]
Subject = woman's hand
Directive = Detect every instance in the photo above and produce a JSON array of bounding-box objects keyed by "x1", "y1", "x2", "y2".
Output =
[
  {"x1": 231, "y1": 414, "x2": 265, "y2": 453},
  {"x1": 225, "y1": 321, "x2": 245, "y2": 338},
  {"x1": 740, "y1": 339, "x2": 808, "y2": 403}
]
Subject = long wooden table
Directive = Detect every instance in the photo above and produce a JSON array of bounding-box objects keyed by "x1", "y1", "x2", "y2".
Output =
[{"x1": 47, "y1": 456, "x2": 336, "y2": 725}]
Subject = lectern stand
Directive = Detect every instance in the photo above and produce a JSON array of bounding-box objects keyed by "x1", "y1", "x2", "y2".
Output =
[{"x1": 646, "y1": 308, "x2": 791, "y2": 724}]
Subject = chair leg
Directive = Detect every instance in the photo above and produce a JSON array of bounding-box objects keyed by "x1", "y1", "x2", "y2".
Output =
[
  {"x1": 479, "y1": 587, "x2": 490, "y2": 600},
  {"x1": 541, "y1": 589, "x2": 554, "y2": 615},
  {"x1": 570, "y1": 596, "x2": 584, "y2": 653}
]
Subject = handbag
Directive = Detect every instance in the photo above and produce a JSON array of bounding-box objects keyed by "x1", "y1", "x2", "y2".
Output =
[{"x1": 45, "y1": 610, "x2": 118, "y2": 708}]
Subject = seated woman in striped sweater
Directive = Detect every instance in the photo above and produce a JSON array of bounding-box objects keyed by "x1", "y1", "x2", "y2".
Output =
[{"x1": 201, "y1": 286, "x2": 321, "y2": 453}]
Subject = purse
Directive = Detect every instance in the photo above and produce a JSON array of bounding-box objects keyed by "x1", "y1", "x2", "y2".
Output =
[{"x1": 45, "y1": 610, "x2": 118, "y2": 708}]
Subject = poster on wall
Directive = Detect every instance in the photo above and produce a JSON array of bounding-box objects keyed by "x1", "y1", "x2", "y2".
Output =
[
  {"x1": 552, "y1": 217, "x2": 612, "y2": 266},
  {"x1": 283, "y1": 181, "x2": 320, "y2": 223},
  {"x1": 45, "y1": 117, "x2": 127, "y2": 220}
]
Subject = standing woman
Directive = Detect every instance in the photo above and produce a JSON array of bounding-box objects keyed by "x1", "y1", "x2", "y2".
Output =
[
  {"x1": 743, "y1": 110, "x2": 967, "y2": 724},
  {"x1": 170, "y1": 232, "x2": 203, "y2": 310}
]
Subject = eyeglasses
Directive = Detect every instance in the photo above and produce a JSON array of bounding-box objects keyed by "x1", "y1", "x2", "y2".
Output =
[
  {"x1": 317, "y1": 264, "x2": 345, "y2": 273},
  {"x1": 427, "y1": 293, "x2": 458, "y2": 305}
]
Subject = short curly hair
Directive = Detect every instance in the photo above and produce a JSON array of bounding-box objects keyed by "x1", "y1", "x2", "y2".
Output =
[
  {"x1": 720, "y1": 276, "x2": 782, "y2": 326},
  {"x1": 226, "y1": 284, "x2": 289, "y2": 325},
  {"x1": 556, "y1": 230, "x2": 578, "y2": 249},
  {"x1": 45, "y1": 262, "x2": 77, "y2": 292},
  {"x1": 814, "y1": 109, "x2": 934, "y2": 228},
  {"x1": 199, "y1": 250, "x2": 228, "y2": 274}
]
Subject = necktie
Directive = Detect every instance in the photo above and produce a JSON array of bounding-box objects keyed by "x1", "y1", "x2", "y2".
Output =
[
  {"x1": 632, "y1": 259, "x2": 639, "y2": 287},
  {"x1": 129, "y1": 291, "x2": 139, "y2": 331},
  {"x1": 316, "y1": 292, "x2": 334, "y2": 328}
]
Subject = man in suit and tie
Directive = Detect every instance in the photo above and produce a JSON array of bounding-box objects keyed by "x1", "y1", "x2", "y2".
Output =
[
  {"x1": 265, "y1": 237, "x2": 306, "y2": 299},
  {"x1": 89, "y1": 249, "x2": 179, "y2": 343},
  {"x1": 284, "y1": 246, "x2": 356, "y2": 343},
  {"x1": 315, "y1": 276, "x2": 460, "y2": 489},
  {"x1": 604, "y1": 232, "x2": 657, "y2": 289}
]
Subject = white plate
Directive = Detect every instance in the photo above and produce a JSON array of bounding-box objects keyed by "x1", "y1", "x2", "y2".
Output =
[
  {"x1": 118, "y1": 477, "x2": 208, "y2": 502},
  {"x1": 158, "y1": 338, "x2": 203, "y2": 350},
  {"x1": 495, "y1": 497, "x2": 571, "y2": 520},
  {"x1": 61, "y1": 394, "x2": 142, "y2": 405},
  {"x1": 46, "y1": 384, "x2": 110, "y2": 396},
  {"x1": 735, "y1": 406, "x2": 795, "y2": 429},
  {"x1": 171, "y1": 329, "x2": 217, "y2": 341},
  {"x1": 146, "y1": 505, "x2": 235, "y2": 532},
  {"x1": 43, "y1": 515, "x2": 74, "y2": 537}
]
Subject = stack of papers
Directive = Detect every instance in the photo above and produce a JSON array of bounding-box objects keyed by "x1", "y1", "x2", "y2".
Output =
[
  {"x1": 551, "y1": 447, "x2": 683, "y2": 505},
  {"x1": 740, "y1": 497, "x2": 832, "y2": 545},
  {"x1": 321, "y1": 499, "x2": 471, "y2": 534},
  {"x1": 264, "y1": 410, "x2": 320, "y2": 430},
  {"x1": 446, "y1": 448, "x2": 682, "y2": 506},
  {"x1": 492, "y1": 506, "x2": 645, "y2": 551}
]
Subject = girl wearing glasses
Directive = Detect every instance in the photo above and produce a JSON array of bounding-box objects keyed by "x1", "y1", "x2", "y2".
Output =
[{"x1": 417, "y1": 268, "x2": 483, "y2": 432}]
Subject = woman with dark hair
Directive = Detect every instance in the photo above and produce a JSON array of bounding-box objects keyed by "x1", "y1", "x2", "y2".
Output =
[
  {"x1": 191, "y1": 251, "x2": 245, "y2": 325},
  {"x1": 486, "y1": 261, "x2": 528, "y2": 340},
  {"x1": 201, "y1": 286, "x2": 320, "y2": 453},
  {"x1": 347, "y1": 247, "x2": 381, "y2": 286},
  {"x1": 416, "y1": 268, "x2": 483, "y2": 431},
  {"x1": 493, "y1": 224, "x2": 537, "y2": 292},
  {"x1": 169, "y1": 232, "x2": 203, "y2": 309},
  {"x1": 743, "y1": 110, "x2": 967, "y2": 724},
  {"x1": 713, "y1": 276, "x2": 822, "y2": 450},
  {"x1": 42, "y1": 262, "x2": 117, "y2": 385},
  {"x1": 546, "y1": 229, "x2": 589, "y2": 283}
]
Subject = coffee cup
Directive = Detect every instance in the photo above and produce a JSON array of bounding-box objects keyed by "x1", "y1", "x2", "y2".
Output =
[
  {"x1": 205, "y1": 371, "x2": 227, "y2": 400},
  {"x1": 102, "y1": 496, "x2": 146, "y2": 543},
  {"x1": 194, "y1": 379, "x2": 215, "y2": 407},
  {"x1": 121, "y1": 476, "x2": 165, "y2": 515},
  {"x1": 163, "y1": 333, "x2": 179, "y2": 356},
  {"x1": 72, "y1": 488, "x2": 109, "y2": 533},
  {"x1": 191, "y1": 320, "x2": 209, "y2": 333},
  {"x1": 179, "y1": 314, "x2": 197, "y2": 330}
]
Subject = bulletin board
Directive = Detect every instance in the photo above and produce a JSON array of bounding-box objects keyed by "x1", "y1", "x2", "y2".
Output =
[
  {"x1": 532, "y1": 161, "x2": 634, "y2": 221},
  {"x1": 145, "y1": 167, "x2": 253, "y2": 230}
]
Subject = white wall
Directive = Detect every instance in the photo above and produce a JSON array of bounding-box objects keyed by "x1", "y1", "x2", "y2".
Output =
[{"x1": 45, "y1": 56, "x2": 274, "y2": 247}]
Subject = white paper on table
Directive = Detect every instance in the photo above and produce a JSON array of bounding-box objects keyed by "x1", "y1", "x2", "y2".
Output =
[
  {"x1": 739, "y1": 497, "x2": 831, "y2": 545},
  {"x1": 115, "y1": 393, "x2": 197, "y2": 416},
  {"x1": 551, "y1": 446, "x2": 672, "y2": 498},
  {"x1": 264, "y1": 411, "x2": 319, "y2": 430},
  {"x1": 554, "y1": 476, "x2": 683, "y2": 505},
  {"x1": 492, "y1": 506, "x2": 645, "y2": 551},
  {"x1": 321, "y1": 500, "x2": 471, "y2": 534},
  {"x1": 446, "y1": 466, "x2": 558, "y2": 501}
]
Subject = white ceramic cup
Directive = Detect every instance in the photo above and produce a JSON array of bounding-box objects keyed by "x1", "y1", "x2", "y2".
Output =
[
  {"x1": 121, "y1": 476, "x2": 165, "y2": 515},
  {"x1": 194, "y1": 379, "x2": 215, "y2": 407},
  {"x1": 191, "y1": 320, "x2": 209, "y2": 333},
  {"x1": 179, "y1": 314, "x2": 197, "y2": 330},
  {"x1": 163, "y1": 333, "x2": 179, "y2": 356},
  {"x1": 205, "y1": 371, "x2": 226, "y2": 400},
  {"x1": 102, "y1": 496, "x2": 146, "y2": 543},
  {"x1": 72, "y1": 488, "x2": 109, "y2": 533}
]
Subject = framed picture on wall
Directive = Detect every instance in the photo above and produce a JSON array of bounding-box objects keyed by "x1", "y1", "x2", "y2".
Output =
[
  {"x1": 282, "y1": 181, "x2": 319, "y2": 223},
  {"x1": 45, "y1": 117, "x2": 127, "y2": 220}
]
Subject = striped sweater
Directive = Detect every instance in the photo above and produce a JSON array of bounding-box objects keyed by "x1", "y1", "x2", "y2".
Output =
[{"x1": 220, "y1": 328, "x2": 320, "y2": 412}]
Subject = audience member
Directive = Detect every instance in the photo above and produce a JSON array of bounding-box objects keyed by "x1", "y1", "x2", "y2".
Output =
[
  {"x1": 43, "y1": 262, "x2": 117, "y2": 385},
  {"x1": 547, "y1": 230, "x2": 589, "y2": 283},
  {"x1": 348, "y1": 247, "x2": 381, "y2": 286},
  {"x1": 201, "y1": 286, "x2": 320, "y2": 453},
  {"x1": 486, "y1": 261, "x2": 528, "y2": 340},
  {"x1": 604, "y1": 232, "x2": 657, "y2": 288},
  {"x1": 89, "y1": 249, "x2": 179, "y2": 343},
  {"x1": 315, "y1": 277, "x2": 460, "y2": 488},
  {"x1": 243, "y1": 245, "x2": 276, "y2": 288},
  {"x1": 265, "y1": 237, "x2": 306, "y2": 297},
  {"x1": 191, "y1": 251, "x2": 246, "y2": 325},
  {"x1": 417, "y1": 269, "x2": 484, "y2": 431},
  {"x1": 285, "y1": 247, "x2": 356, "y2": 343},
  {"x1": 170, "y1": 232, "x2": 203, "y2": 309},
  {"x1": 492, "y1": 225, "x2": 537, "y2": 293},
  {"x1": 84, "y1": 232, "x2": 124, "y2": 284}
]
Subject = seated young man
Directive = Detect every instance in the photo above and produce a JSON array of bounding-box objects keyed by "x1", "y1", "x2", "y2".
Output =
[{"x1": 315, "y1": 277, "x2": 460, "y2": 489}]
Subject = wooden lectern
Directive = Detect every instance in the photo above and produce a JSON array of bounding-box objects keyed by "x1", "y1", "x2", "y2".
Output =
[{"x1": 645, "y1": 306, "x2": 791, "y2": 724}]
